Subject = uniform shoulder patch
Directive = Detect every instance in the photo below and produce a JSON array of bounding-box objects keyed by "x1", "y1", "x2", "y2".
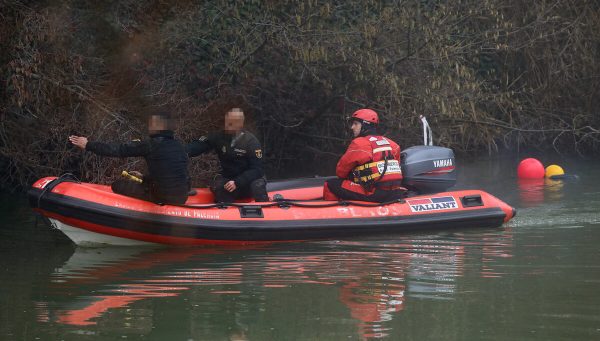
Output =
[{"x1": 255, "y1": 149, "x2": 262, "y2": 158}]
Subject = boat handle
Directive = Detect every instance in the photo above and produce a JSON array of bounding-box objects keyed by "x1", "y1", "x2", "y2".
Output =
[
  {"x1": 239, "y1": 205, "x2": 264, "y2": 218},
  {"x1": 461, "y1": 195, "x2": 484, "y2": 207}
]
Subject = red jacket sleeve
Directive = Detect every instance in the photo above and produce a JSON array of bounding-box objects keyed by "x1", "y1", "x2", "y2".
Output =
[{"x1": 335, "y1": 138, "x2": 373, "y2": 179}]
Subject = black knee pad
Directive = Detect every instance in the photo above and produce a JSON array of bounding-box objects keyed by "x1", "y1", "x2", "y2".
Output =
[
  {"x1": 250, "y1": 178, "x2": 269, "y2": 201},
  {"x1": 251, "y1": 178, "x2": 266, "y2": 190}
]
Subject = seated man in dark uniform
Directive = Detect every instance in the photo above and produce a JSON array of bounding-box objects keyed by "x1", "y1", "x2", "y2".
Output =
[
  {"x1": 69, "y1": 113, "x2": 190, "y2": 205},
  {"x1": 186, "y1": 108, "x2": 269, "y2": 203}
]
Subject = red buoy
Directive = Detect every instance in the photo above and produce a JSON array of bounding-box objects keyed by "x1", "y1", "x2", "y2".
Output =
[{"x1": 517, "y1": 158, "x2": 545, "y2": 179}]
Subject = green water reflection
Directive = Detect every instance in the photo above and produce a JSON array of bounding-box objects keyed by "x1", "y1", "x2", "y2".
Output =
[{"x1": 1, "y1": 157, "x2": 600, "y2": 340}]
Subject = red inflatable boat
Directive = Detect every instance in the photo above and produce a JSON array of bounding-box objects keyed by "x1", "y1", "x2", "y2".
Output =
[{"x1": 28, "y1": 146, "x2": 516, "y2": 246}]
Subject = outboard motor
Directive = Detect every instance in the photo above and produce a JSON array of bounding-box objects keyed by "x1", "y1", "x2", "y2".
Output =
[{"x1": 401, "y1": 146, "x2": 456, "y2": 194}]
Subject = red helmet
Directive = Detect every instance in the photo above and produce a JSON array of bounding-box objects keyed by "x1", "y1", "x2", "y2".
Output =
[{"x1": 351, "y1": 109, "x2": 379, "y2": 125}]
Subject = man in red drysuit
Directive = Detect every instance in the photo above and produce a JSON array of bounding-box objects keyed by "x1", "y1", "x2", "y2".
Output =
[{"x1": 323, "y1": 109, "x2": 406, "y2": 202}]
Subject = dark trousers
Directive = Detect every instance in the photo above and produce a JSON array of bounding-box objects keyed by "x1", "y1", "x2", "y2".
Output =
[
  {"x1": 325, "y1": 178, "x2": 406, "y2": 203},
  {"x1": 211, "y1": 175, "x2": 269, "y2": 203},
  {"x1": 111, "y1": 179, "x2": 187, "y2": 205}
]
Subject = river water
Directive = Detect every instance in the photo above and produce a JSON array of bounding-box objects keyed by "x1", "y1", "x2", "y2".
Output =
[{"x1": 1, "y1": 156, "x2": 599, "y2": 340}]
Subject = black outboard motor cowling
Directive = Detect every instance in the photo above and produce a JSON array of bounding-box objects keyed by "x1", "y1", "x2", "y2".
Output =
[{"x1": 401, "y1": 146, "x2": 456, "y2": 194}]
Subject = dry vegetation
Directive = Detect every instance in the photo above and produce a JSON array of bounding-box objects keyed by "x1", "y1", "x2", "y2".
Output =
[{"x1": 1, "y1": 0, "x2": 599, "y2": 190}]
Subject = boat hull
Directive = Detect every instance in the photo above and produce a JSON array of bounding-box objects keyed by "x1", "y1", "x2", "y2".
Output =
[
  {"x1": 47, "y1": 218, "x2": 155, "y2": 246},
  {"x1": 29, "y1": 176, "x2": 516, "y2": 246}
]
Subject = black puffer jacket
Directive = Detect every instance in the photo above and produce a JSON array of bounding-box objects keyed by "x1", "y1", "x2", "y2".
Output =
[{"x1": 86, "y1": 131, "x2": 189, "y2": 202}]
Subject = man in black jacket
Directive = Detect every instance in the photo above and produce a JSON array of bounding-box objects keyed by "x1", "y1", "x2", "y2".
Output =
[
  {"x1": 69, "y1": 113, "x2": 189, "y2": 205},
  {"x1": 186, "y1": 108, "x2": 268, "y2": 203}
]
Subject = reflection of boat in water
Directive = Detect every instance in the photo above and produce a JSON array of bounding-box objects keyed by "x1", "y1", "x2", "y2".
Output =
[
  {"x1": 36, "y1": 234, "x2": 514, "y2": 339},
  {"x1": 38, "y1": 244, "x2": 412, "y2": 337}
]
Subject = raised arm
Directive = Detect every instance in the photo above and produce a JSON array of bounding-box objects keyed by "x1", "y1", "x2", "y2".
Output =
[
  {"x1": 69, "y1": 135, "x2": 150, "y2": 157},
  {"x1": 185, "y1": 135, "x2": 213, "y2": 157}
]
